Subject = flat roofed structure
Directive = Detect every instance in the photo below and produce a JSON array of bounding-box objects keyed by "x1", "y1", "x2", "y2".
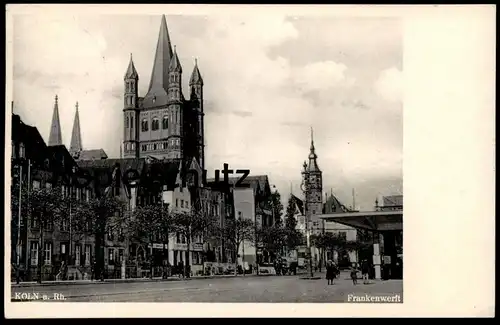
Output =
[{"x1": 320, "y1": 210, "x2": 403, "y2": 231}]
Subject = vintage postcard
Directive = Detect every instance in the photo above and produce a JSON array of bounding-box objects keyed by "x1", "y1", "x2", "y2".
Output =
[{"x1": 5, "y1": 4, "x2": 495, "y2": 318}]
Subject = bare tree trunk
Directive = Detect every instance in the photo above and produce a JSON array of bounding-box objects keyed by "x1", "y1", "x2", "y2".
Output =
[
  {"x1": 149, "y1": 237, "x2": 153, "y2": 279},
  {"x1": 186, "y1": 235, "x2": 191, "y2": 278},
  {"x1": 234, "y1": 242, "x2": 239, "y2": 276}
]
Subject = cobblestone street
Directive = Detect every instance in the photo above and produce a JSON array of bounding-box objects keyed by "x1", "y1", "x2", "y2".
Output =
[{"x1": 11, "y1": 273, "x2": 403, "y2": 303}]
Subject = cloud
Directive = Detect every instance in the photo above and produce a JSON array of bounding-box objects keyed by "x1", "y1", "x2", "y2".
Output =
[
  {"x1": 294, "y1": 60, "x2": 355, "y2": 93},
  {"x1": 374, "y1": 67, "x2": 402, "y2": 103},
  {"x1": 12, "y1": 12, "x2": 403, "y2": 211}
]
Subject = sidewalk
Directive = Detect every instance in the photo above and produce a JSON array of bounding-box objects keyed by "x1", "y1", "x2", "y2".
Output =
[{"x1": 11, "y1": 273, "x2": 276, "y2": 288}]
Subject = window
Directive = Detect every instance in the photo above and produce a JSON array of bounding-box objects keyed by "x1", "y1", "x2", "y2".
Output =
[
  {"x1": 339, "y1": 231, "x2": 347, "y2": 241},
  {"x1": 118, "y1": 249, "x2": 124, "y2": 264},
  {"x1": 19, "y1": 142, "x2": 25, "y2": 158},
  {"x1": 43, "y1": 217, "x2": 53, "y2": 231},
  {"x1": 84, "y1": 245, "x2": 91, "y2": 266},
  {"x1": 126, "y1": 116, "x2": 129, "y2": 128},
  {"x1": 60, "y1": 218, "x2": 69, "y2": 232},
  {"x1": 44, "y1": 242, "x2": 52, "y2": 265},
  {"x1": 75, "y1": 245, "x2": 81, "y2": 266},
  {"x1": 181, "y1": 200, "x2": 184, "y2": 208},
  {"x1": 30, "y1": 213, "x2": 39, "y2": 228},
  {"x1": 30, "y1": 242, "x2": 38, "y2": 266},
  {"x1": 141, "y1": 119, "x2": 149, "y2": 132},
  {"x1": 142, "y1": 145, "x2": 146, "y2": 152},
  {"x1": 152, "y1": 118, "x2": 159, "y2": 131},
  {"x1": 108, "y1": 248, "x2": 115, "y2": 264},
  {"x1": 153, "y1": 143, "x2": 157, "y2": 150},
  {"x1": 108, "y1": 228, "x2": 114, "y2": 241},
  {"x1": 60, "y1": 242, "x2": 67, "y2": 255},
  {"x1": 162, "y1": 116, "x2": 168, "y2": 129}
]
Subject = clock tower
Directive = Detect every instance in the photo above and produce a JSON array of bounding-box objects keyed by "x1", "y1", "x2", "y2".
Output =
[{"x1": 302, "y1": 128, "x2": 323, "y2": 233}]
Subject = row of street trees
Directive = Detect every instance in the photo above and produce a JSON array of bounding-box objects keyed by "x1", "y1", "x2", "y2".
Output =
[{"x1": 12, "y1": 182, "x2": 367, "y2": 282}]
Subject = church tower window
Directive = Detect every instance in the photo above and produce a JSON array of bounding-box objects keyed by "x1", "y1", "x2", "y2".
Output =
[
  {"x1": 126, "y1": 117, "x2": 129, "y2": 128},
  {"x1": 162, "y1": 116, "x2": 168, "y2": 129},
  {"x1": 152, "y1": 117, "x2": 159, "y2": 131},
  {"x1": 141, "y1": 119, "x2": 149, "y2": 132}
]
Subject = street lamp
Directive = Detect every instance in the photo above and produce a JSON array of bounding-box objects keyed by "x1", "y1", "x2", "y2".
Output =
[
  {"x1": 14, "y1": 142, "x2": 25, "y2": 284},
  {"x1": 300, "y1": 161, "x2": 315, "y2": 279}
]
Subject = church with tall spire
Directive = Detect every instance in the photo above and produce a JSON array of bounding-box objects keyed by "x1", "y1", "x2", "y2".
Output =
[{"x1": 123, "y1": 15, "x2": 205, "y2": 170}]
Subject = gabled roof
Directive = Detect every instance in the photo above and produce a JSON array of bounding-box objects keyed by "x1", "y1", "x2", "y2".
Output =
[
  {"x1": 46, "y1": 145, "x2": 79, "y2": 173},
  {"x1": 206, "y1": 174, "x2": 271, "y2": 197},
  {"x1": 323, "y1": 192, "x2": 350, "y2": 214},
  {"x1": 78, "y1": 149, "x2": 108, "y2": 161},
  {"x1": 290, "y1": 194, "x2": 304, "y2": 215},
  {"x1": 11, "y1": 113, "x2": 48, "y2": 167}
]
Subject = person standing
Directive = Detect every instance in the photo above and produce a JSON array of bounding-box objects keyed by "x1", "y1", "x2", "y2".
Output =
[
  {"x1": 361, "y1": 259, "x2": 370, "y2": 284},
  {"x1": 350, "y1": 262, "x2": 358, "y2": 285},
  {"x1": 325, "y1": 260, "x2": 335, "y2": 285}
]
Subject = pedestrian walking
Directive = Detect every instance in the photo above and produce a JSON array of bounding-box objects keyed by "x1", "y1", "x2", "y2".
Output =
[
  {"x1": 361, "y1": 259, "x2": 370, "y2": 284},
  {"x1": 326, "y1": 260, "x2": 335, "y2": 285},
  {"x1": 350, "y1": 262, "x2": 358, "y2": 285}
]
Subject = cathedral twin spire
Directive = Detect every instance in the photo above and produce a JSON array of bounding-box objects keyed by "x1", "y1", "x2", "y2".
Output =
[{"x1": 48, "y1": 95, "x2": 82, "y2": 155}]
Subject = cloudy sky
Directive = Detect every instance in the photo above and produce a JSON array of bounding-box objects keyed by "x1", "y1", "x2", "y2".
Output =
[{"x1": 12, "y1": 11, "x2": 402, "y2": 210}]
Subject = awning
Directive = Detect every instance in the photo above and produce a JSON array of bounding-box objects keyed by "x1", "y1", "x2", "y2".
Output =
[{"x1": 320, "y1": 210, "x2": 403, "y2": 231}]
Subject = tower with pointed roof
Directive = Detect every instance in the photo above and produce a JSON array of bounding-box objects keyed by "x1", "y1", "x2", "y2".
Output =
[
  {"x1": 48, "y1": 95, "x2": 63, "y2": 146},
  {"x1": 122, "y1": 15, "x2": 205, "y2": 169},
  {"x1": 302, "y1": 128, "x2": 323, "y2": 232},
  {"x1": 70, "y1": 101, "x2": 83, "y2": 158}
]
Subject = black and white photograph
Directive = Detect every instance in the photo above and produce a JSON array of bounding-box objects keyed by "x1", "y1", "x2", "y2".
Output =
[{"x1": 5, "y1": 4, "x2": 495, "y2": 318}]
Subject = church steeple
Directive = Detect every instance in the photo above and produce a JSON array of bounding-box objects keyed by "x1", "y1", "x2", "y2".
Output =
[
  {"x1": 189, "y1": 58, "x2": 204, "y2": 87},
  {"x1": 70, "y1": 101, "x2": 82, "y2": 156},
  {"x1": 48, "y1": 94, "x2": 63, "y2": 146},
  {"x1": 144, "y1": 14, "x2": 173, "y2": 107},
  {"x1": 308, "y1": 127, "x2": 320, "y2": 172},
  {"x1": 124, "y1": 53, "x2": 138, "y2": 80}
]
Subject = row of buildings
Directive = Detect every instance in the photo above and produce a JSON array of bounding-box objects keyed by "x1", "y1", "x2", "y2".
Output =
[{"x1": 10, "y1": 15, "x2": 279, "y2": 281}]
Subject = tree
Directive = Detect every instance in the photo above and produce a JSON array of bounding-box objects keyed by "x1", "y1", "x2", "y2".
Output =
[
  {"x1": 311, "y1": 232, "x2": 364, "y2": 266},
  {"x1": 256, "y1": 224, "x2": 288, "y2": 261},
  {"x1": 284, "y1": 195, "x2": 303, "y2": 250},
  {"x1": 130, "y1": 204, "x2": 172, "y2": 279},
  {"x1": 218, "y1": 218, "x2": 255, "y2": 276},
  {"x1": 270, "y1": 190, "x2": 284, "y2": 225},
  {"x1": 72, "y1": 195, "x2": 125, "y2": 281},
  {"x1": 171, "y1": 210, "x2": 217, "y2": 278}
]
